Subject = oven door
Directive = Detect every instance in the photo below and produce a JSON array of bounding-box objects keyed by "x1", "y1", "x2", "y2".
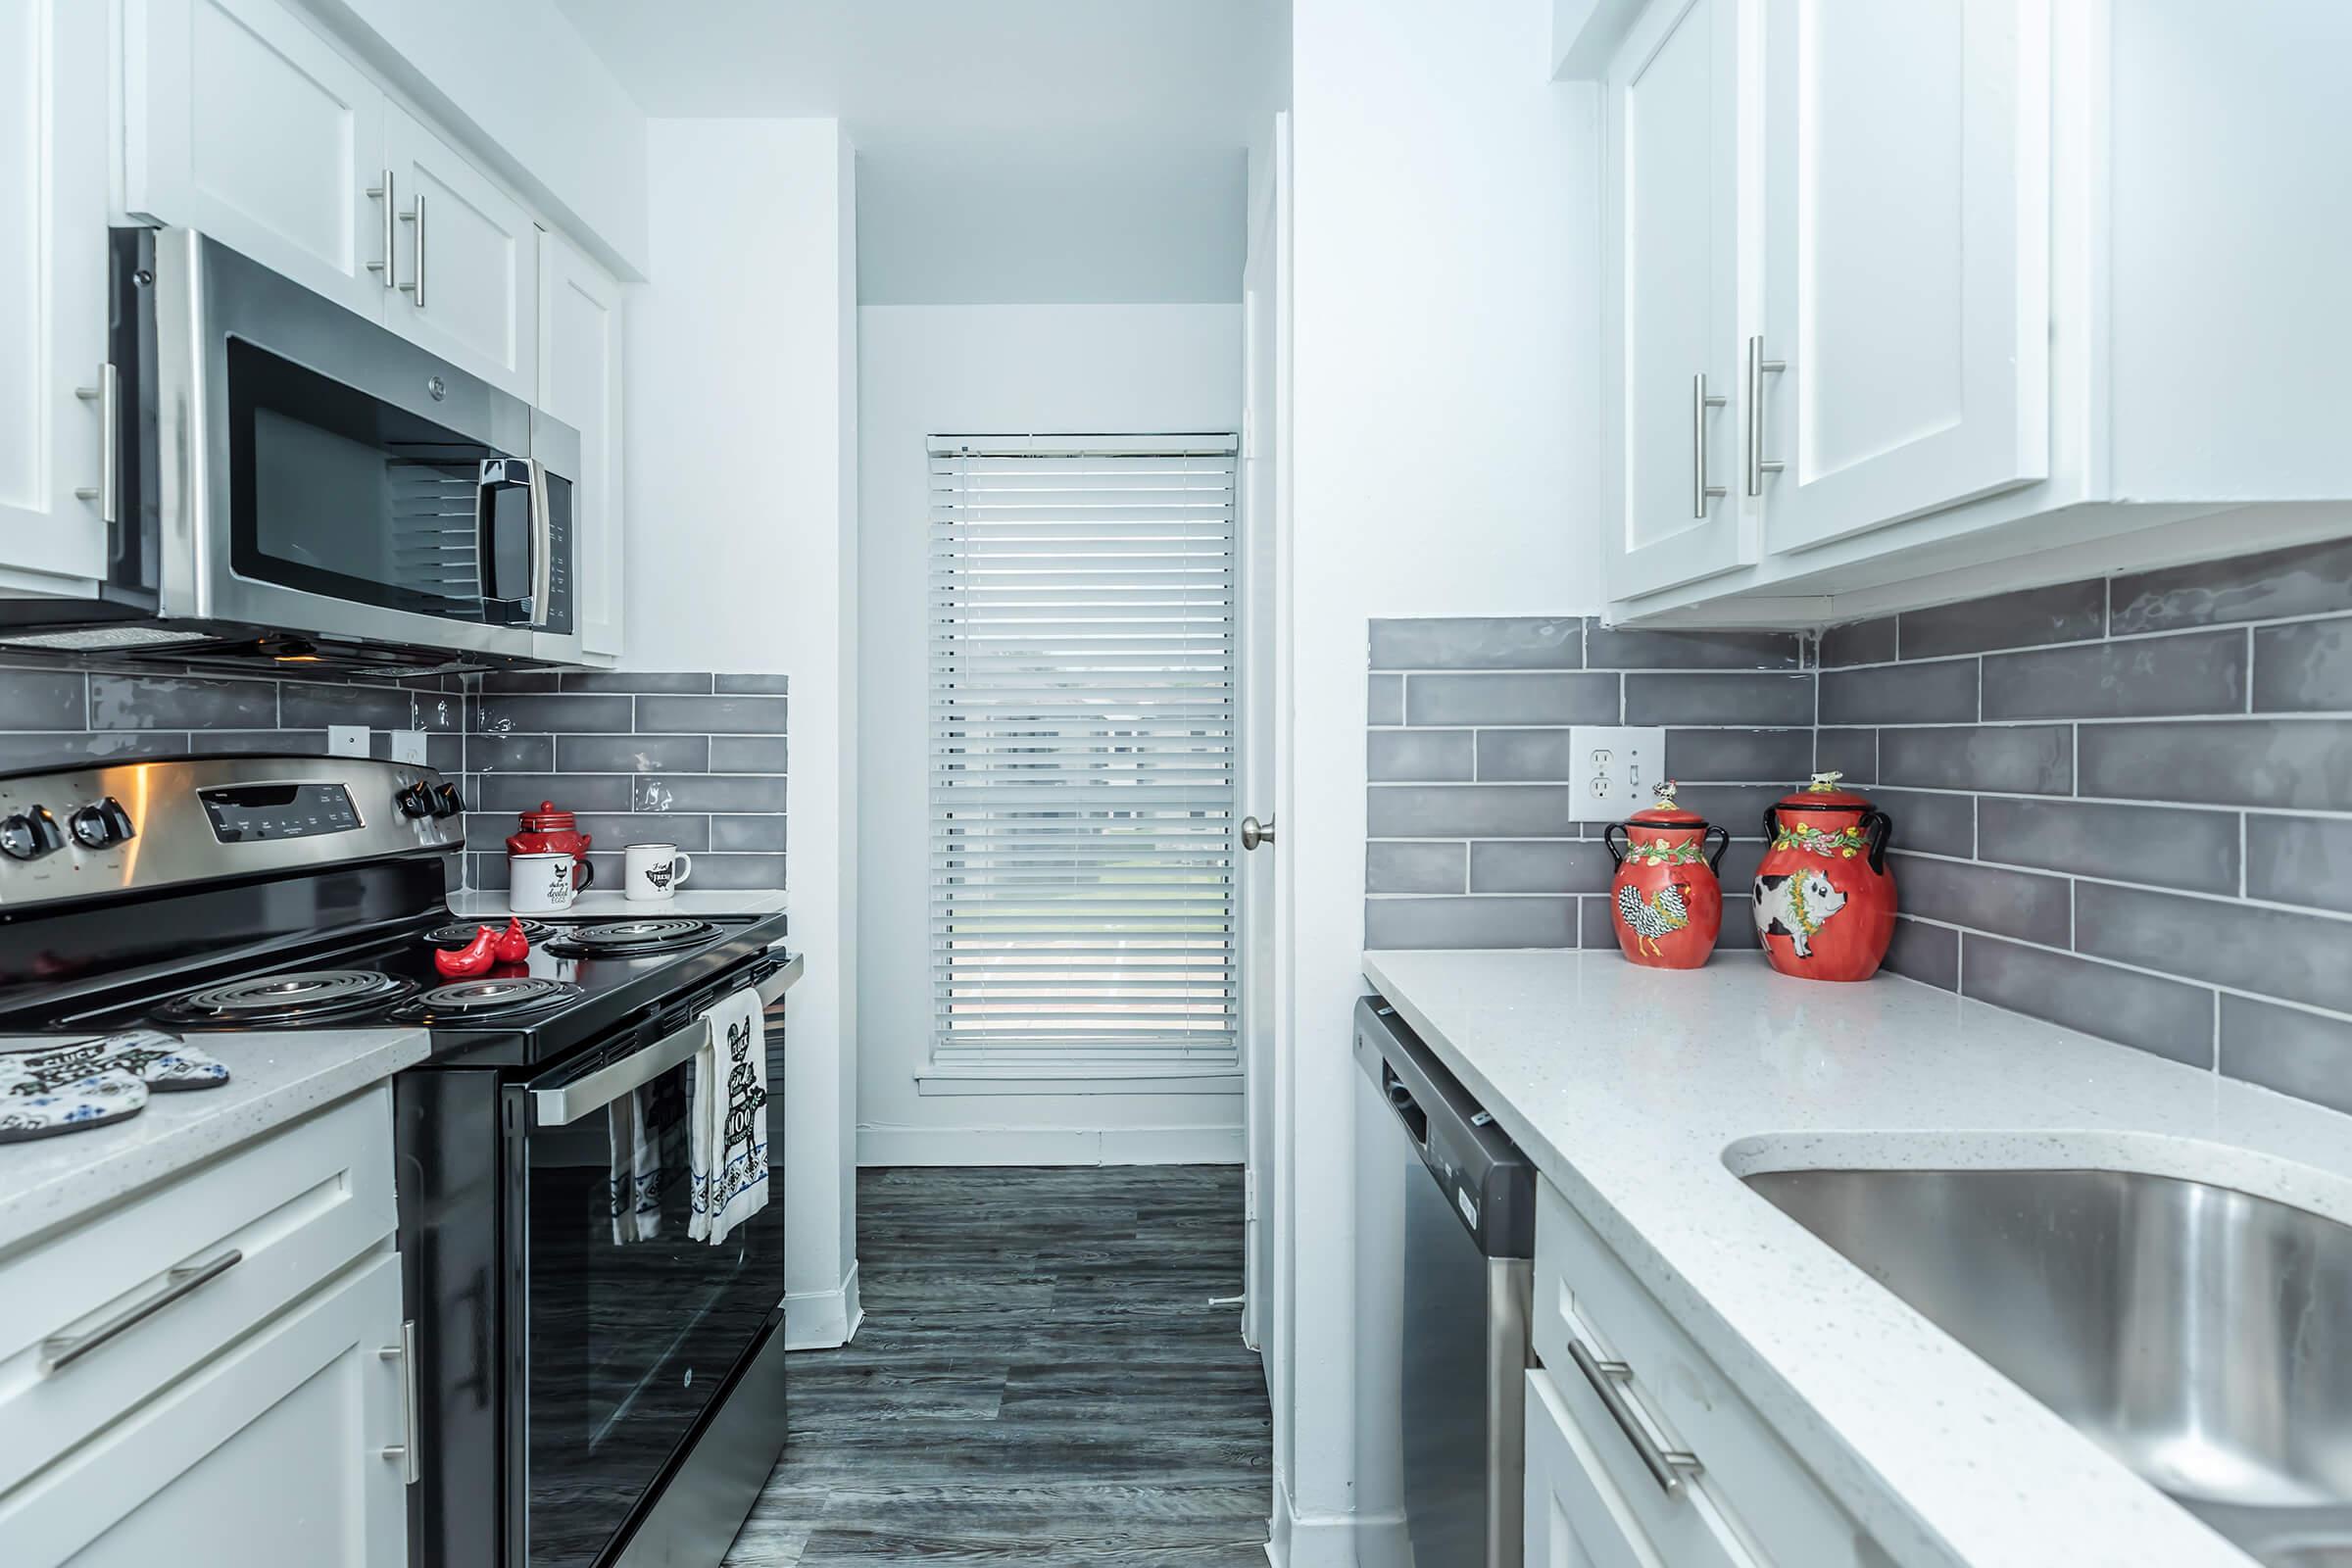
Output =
[
  {"x1": 152, "y1": 227, "x2": 579, "y2": 660},
  {"x1": 504, "y1": 965, "x2": 789, "y2": 1567}
]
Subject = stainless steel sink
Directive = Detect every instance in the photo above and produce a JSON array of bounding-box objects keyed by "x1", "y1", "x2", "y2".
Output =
[{"x1": 1742, "y1": 1167, "x2": 2352, "y2": 1567}]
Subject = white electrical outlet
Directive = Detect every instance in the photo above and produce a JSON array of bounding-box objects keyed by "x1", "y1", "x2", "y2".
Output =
[
  {"x1": 389, "y1": 730, "x2": 428, "y2": 765},
  {"x1": 327, "y1": 725, "x2": 368, "y2": 758},
  {"x1": 1568, "y1": 726, "x2": 1666, "y2": 820}
]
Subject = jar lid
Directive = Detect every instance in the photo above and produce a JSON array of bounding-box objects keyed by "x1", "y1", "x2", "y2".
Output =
[
  {"x1": 1626, "y1": 780, "x2": 1705, "y2": 828},
  {"x1": 1773, "y1": 770, "x2": 1874, "y2": 811},
  {"x1": 519, "y1": 801, "x2": 577, "y2": 829}
]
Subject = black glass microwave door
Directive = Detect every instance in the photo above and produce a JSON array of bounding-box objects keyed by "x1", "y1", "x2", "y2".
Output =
[
  {"x1": 226, "y1": 337, "x2": 516, "y2": 622},
  {"x1": 522, "y1": 1053, "x2": 784, "y2": 1565}
]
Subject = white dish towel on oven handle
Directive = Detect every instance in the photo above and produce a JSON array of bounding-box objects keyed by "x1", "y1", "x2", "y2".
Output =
[{"x1": 688, "y1": 986, "x2": 769, "y2": 1246}]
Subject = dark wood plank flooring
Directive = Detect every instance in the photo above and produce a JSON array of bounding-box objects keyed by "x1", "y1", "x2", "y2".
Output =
[{"x1": 723, "y1": 1165, "x2": 1272, "y2": 1565}]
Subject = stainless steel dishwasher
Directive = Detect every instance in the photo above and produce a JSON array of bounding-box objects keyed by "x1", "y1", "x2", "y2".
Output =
[{"x1": 1354, "y1": 996, "x2": 1535, "y2": 1568}]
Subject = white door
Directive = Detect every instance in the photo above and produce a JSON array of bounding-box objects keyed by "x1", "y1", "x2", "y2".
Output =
[
  {"x1": 1757, "y1": 0, "x2": 2049, "y2": 553},
  {"x1": 0, "y1": 1254, "x2": 410, "y2": 1568},
  {"x1": 539, "y1": 231, "x2": 625, "y2": 658},
  {"x1": 123, "y1": 0, "x2": 391, "y2": 320},
  {"x1": 1603, "y1": 0, "x2": 1745, "y2": 601},
  {"x1": 384, "y1": 103, "x2": 538, "y2": 401},
  {"x1": 0, "y1": 0, "x2": 112, "y2": 590}
]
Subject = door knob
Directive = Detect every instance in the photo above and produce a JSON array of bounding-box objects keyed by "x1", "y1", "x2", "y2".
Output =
[{"x1": 1241, "y1": 815, "x2": 1275, "y2": 851}]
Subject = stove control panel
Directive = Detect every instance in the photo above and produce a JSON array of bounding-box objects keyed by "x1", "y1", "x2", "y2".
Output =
[
  {"x1": 200, "y1": 782, "x2": 362, "y2": 844},
  {"x1": 0, "y1": 756, "x2": 462, "y2": 907}
]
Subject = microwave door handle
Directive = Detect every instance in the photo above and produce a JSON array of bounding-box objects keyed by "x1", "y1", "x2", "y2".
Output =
[
  {"x1": 532, "y1": 1015, "x2": 710, "y2": 1128},
  {"x1": 527, "y1": 458, "x2": 552, "y2": 629},
  {"x1": 476, "y1": 459, "x2": 535, "y2": 623}
]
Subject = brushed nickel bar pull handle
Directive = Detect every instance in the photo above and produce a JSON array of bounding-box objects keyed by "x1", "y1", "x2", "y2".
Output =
[
  {"x1": 1746, "y1": 335, "x2": 1787, "y2": 497},
  {"x1": 41, "y1": 1248, "x2": 243, "y2": 1373},
  {"x1": 1692, "y1": 372, "x2": 1728, "y2": 518},
  {"x1": 399, "y1": 192, "x2": 426, "y2": 309},
  {"x1": 1566, "y1": 1336, "x2": 1702, "y2": 1495},
  {"x1": 367, "y1": 170, "x2": 396, "y2": 286},
  {"x1": 73, "y1": 364, "x2": 119, "y2": 523},
  {"x1": 379, "y1": 1319, "x2": 420, "y2": 1484}
]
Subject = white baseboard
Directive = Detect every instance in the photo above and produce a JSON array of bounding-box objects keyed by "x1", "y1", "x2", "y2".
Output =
[
  {"x1": 856, "y1": 1123, "x2": 1246, "y2": 1167},
  {"x1": 1266, "y1": 1481, "x2": 1374, "y2": 1568},
  {"x1": 782, "y1": 1259, "x2": 863, "y2": 1350}
]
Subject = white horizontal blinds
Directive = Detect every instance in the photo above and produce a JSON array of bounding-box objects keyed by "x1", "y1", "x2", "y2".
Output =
[{"x1": 928, "y1": 435, "x2": 1241, "y2": 1070}]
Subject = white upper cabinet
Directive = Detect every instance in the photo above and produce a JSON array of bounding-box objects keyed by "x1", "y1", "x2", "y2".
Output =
[
  {"x1": 124, "y1": 0, "x2": 392, "y2": 320},
  {"x1": 1602, "y1": 0, "x2": 1747, "y2": 601},
  {"x1": 1757, "y1": 0, "x2": 2049, "y2": 554},
  {"x1": 539, "y1": 231, "x2": 625, "y2": 658},
  {"x1": 0, "y1": 0, "x2": 112, "y2": 590},
  {"x1": 1571, "y1": 0, "x2": 2352, "y2": 625},
  {"x1": 383, "y1": 104, "x2": 539, "y2": 402}
]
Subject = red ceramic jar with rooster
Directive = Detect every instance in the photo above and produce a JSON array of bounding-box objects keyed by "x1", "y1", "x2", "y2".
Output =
[
  {"x1": 1604, "y1": 783, "x2": 1730, "y2": 969},
  {"x1": 1751, "y1": 772, "x2": 1895, "y2": 981},
  {"x1": 506, "y1": 802, "x2": 596, "y2": 890}
]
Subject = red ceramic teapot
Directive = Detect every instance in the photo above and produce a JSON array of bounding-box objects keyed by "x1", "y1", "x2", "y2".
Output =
[
  {"x1": 507, "y1": 802, "x2": 595, "y2": 890},
  {"x1": 1752, "y1": 772, "x2": 1894, "y2": 981},
  {"x1": 1604, "y1": 783, "x2": 1730, "y2": 969}
]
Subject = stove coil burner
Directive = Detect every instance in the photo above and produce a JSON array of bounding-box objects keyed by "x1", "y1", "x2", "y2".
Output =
[
  {"x1": 422, "y1": 918, "x2": 552, "y2": 950},
  {"x1": 542, "y1": 919, "x2": 717, "y2": 958},
  {"x1": 153, "y1": 969, "x2": 415, "y2": 1027},
  {"x1": 393, "y1": 976, "x2": 581, "y2": 1022}
]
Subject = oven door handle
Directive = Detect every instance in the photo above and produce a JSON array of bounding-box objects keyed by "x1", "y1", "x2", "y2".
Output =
[{"x1": 532, "y1": 1014, "x2": 707, "y2": 1128}]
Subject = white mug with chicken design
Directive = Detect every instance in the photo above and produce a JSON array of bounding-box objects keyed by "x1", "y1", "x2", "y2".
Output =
[{"x1": 624, "y1": 843, "x2": 693, "y2": 903}]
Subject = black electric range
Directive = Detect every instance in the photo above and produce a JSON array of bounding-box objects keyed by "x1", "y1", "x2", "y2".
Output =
[{"x1": 0, "y1": 755, "x2": 794, "y2": 1568}]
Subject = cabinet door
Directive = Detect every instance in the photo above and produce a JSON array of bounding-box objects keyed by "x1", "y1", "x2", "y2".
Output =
[
  {"x1": 539, "y1": 231, "x2": 625, "y2": 657},
  {"x1": 1757, "y1": 0, "x2": 2049, "y2": 554},
  {"x1": 0, "y1": 0, "x2": 111, "y2": 589},
  {"x1": 383, "y1": 103, "x2": 538, "y2": 401},
  {"x1": 123, "y1": 0, "x2": 391, "y2": 320},
  {"x1": 1603, "y1": 0, "x2": 1745, "y2": 602},
  {"x1": 1526, "y1": 1368, "x2": 1663, "y2": 1568},
  {"x1": 0, "y1": 1254, "x2": 409, "y2": 1568}
]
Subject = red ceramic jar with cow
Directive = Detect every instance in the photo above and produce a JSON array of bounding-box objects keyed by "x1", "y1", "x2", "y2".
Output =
[
  {"x1": 506, "y1": 802, "x2": 596, "y2": 890},
  {"x1": 1604, "y1": 784, "x2": 1731, "y2": 968},
  {"x1": 1752, "y1": 772, "x2": 1895, "y2": 981}
]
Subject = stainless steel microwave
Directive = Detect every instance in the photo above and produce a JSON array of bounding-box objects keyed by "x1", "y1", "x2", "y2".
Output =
[{"x1": 0, "y1": 228, "x2": 582, "y2": 672}]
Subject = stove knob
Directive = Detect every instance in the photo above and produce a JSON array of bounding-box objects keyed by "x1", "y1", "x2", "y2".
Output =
[
  {"x1": 69, "y1": 797, "x2": 136, "y2": 850},
  {"x1": 0, "y1": 806, "x2": 64, "y2": 861},
  {"x1": 395, "y1": 781, "x2": 436, "y2": 819},
  {"x1": 430, "y1": 782, "x2": 465, "y2": 819}
]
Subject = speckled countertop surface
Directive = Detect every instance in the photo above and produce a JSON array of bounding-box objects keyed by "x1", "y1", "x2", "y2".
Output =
[
  {"x1": 0, "y1": 1028, "x2": 428, "y2": 1255},
  {"x1": 446, "y1": 890, "x2": 787, "y2": 920},
  {"x1": 1358, "y1": 949, "x2": 2352, "y2": 1568}
]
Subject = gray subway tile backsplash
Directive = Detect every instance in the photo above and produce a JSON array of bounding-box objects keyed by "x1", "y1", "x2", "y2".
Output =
[
  {"x1": 1367, "y1": 840, "x2": 1468, "y2": 895},
  {"x1": 1367, "y1": 674, "x2": 1403, "y2": 726},
  {"x1": 88, "y1": 672, "x2": 277, "y2": 731},
  {"x1": 1369, "y1": 615, "x2": 1582, "y2": 670},
  {"x1": 1585, "y1": 623, "x2": 1803, "y2": 671},
  {"x1": 1364, "y1": 895, "x2": 1576, "y2": 951},
  {"x1": 1368, "y1": 728, "x2": 1476, "y2": 782},
  {"x1": 0, "y1": 667, "x2": 87, "y2": 729},
  {"x1": 1371, "y1": 545, "x2": 2352, "y2": 1116},
  {"x1": 634, "y1": 694, "x2": 791, "y2": 735},
  {"x1": 473, "y1": 691, "x2": 636, "y2": 735}
]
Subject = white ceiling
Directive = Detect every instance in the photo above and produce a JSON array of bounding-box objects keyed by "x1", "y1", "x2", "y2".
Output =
[{"x1": 555, "y1": 0, "x2": 1286, "y2": 304}]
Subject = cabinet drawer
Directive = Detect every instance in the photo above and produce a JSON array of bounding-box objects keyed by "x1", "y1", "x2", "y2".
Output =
[
  {"x1": 0, "y1": 1086, "x2": 396, "y2": 1494},
  {"x1": 1527, "y1": 1364, "x2": 1754, "y2": 1568},
  {"x1": 1534, "y1": 1178, "x2": 1879, "y2": 1566}
]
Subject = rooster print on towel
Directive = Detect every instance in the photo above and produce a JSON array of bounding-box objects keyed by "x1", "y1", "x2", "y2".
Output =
[
  {"x1": 691, "y1": 1010, "x2": 770, "y2": 1241},
  {"x1": 1616, "y1": 882, "x2": 1693, "y2": 958}
]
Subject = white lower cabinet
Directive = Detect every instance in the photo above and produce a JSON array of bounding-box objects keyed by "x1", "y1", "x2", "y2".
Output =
[
  {"x1": 0, "y1": 1089, "x2": 409, "y2": 1568},
  {"x1": 1529, "y1": 1178, "x2": 1884, "y2": 1568},
  {"x1": 0, "y1": 1253, "x2": 408, "y2": 1568}
]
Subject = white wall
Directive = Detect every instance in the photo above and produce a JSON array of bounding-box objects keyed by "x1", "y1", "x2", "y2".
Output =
[
  {"x1": 625, "y1": 118, "x2": 862, "y2": 1347},
  {"x1": 301, "y1": 0, "x2": 651, "y2": 276},
  {"x1": 1275, "y1": 1, "x2": 1597, "y2": 1560},
  {"x1": 856, "y1": 302, "x2": 1246, "y2": 1165}
]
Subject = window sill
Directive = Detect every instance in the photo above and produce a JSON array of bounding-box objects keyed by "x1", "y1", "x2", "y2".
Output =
[{"x1": 916, "y1": 1065, "x2": 1244, "y2": 1098}]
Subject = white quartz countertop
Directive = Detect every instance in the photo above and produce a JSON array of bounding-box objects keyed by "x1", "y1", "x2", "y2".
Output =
[
  {"x1": 1358, "y1": 949, "x2": 2352, "y2": 1568},
  {"x1": 0, "y1": 1027, "x2": 428, "y2": 1255},
  {"x1": 446, "y1": 889, "x2": 788, "y2": 920}
]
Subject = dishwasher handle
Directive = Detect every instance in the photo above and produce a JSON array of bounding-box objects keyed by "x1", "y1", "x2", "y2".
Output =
[{"x1": 1381, "y1": 1059, "x2": 1429, "y2": 1149}]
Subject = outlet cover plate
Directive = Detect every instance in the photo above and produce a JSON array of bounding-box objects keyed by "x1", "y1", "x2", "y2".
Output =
[
  {"x1": 1568, "y1": 726, "x2": 1666, "y2": 821},
  {"x1": 327, "y1": 725, "x2": 368, "y2": 759},
  {"x1": 388, "y1": 730, "x2": 428, "y2": 765}
]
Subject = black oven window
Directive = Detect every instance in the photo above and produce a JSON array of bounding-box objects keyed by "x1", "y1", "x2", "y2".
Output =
[{"x1": 226, "y1": 337, "x2": 506, "y2": 621}]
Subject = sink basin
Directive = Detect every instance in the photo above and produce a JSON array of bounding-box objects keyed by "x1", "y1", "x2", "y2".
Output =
[{"x1": 1743, "y1": 1167, "x2": 2352, "y2": 1567}]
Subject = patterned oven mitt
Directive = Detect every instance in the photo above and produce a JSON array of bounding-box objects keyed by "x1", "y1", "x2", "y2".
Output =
[{"x1": 0, "y1": 1031, "x2": 232, "y2": 1143}]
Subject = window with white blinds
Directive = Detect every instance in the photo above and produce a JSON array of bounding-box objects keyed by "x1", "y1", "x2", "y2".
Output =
[{"x1": 928, "y1": 434, "x2": 1240, "y2": 1073}]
